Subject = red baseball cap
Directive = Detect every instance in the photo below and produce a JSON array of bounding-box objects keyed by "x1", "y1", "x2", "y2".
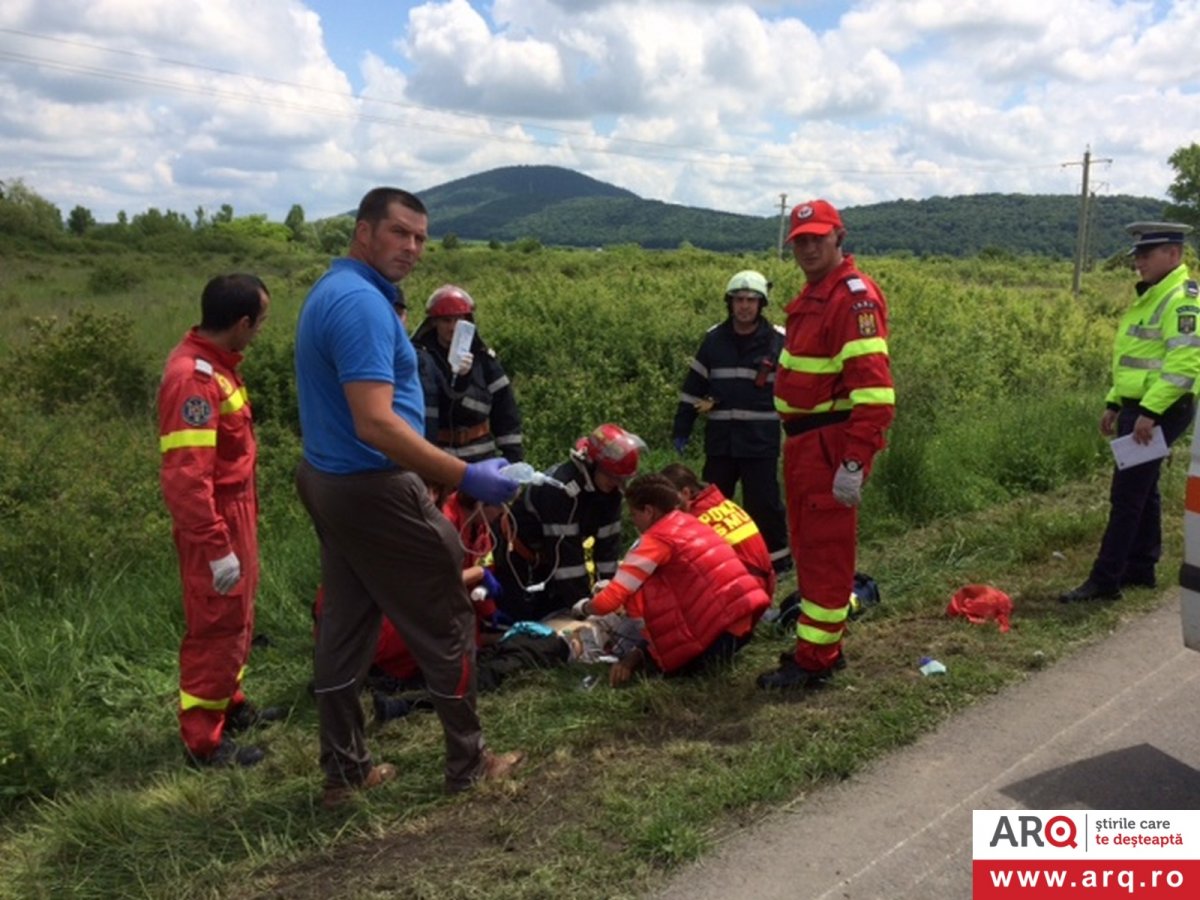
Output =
[{"x1": 785, "y1": 199, "x2": 843, "y2": 243}]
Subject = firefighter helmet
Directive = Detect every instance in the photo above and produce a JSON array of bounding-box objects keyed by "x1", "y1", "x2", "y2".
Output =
[
  {"x1": 724, "y1": 270, "x2": 770, "y2": 312},
  {"x1": 576, "y1": 423, "x2": 645, "y2": 480},
  {"x1": 425, "y1": 284, "x2": 475, "y2": 319}
]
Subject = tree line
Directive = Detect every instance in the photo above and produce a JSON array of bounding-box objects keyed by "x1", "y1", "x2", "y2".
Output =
[{"x1": 3, "y1": 141, "x2": 1199, "y2": 258}]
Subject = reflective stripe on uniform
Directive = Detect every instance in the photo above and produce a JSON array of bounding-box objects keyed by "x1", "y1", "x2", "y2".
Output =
[
  {"x1": 709, "y1": 366, "x2": 760, "y2": 380},
  {"x1": 800, "y1": 596, "x2": 849, "y2": 623},
  {"x1": 161, "y1": 429, "x2": 218, "y2": 452},
  {"x1": 552, "y1": 564, "x2": 589, "y2": 580},
  {"x1": 797, "y1": 623, "x2": 843, "y2": 645},
  {"x1": 778, "y1": 336, "x2": 889, "y2": 374},
  {"x1": 180, "y1": 689, "x2": 231, "y2": 712},
  {"x1": 219, "y1": 387, "x2": 248, "y2": 415}
]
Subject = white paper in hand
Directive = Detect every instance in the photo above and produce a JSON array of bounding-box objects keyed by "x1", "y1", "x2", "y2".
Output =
[
  {"x1": 447, "y1": 319, "x2": 475, "y2": 371},
  {"x1": 1110, "y1": 425, "x2": 1169, "y2": 469}
]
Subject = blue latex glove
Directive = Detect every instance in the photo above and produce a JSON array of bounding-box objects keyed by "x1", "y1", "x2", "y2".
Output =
[
  {"x1": 672, "y1": 436, "x2": 688, "y2": 454},
  {"x1": 481, "y1": 568, "x2": 503, "y2": 600},
  {"x1": 461, "y1": 457, "x2": 519, "y2": 505}
]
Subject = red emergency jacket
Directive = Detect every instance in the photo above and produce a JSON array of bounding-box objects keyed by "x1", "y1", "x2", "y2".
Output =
[
  {"x1": 688, "y1": 483, "x2": 776, "y2": 598},
  {"x1": 158, "y1": 329, "x2": 256, "y2": 557},
  {"x1": 774, "y1": 254, "x2": 895, "y2": 464},
  {"x1": 591, "y1": 510, "x2": 770, "y2": 672}
]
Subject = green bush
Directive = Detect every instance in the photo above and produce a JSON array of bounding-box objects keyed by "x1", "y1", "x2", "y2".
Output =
[
  {"x1": 87, "y1": 260, "x2": 144, "y2": 295},
  {"x1": 3, "y1": 310, "x2": 154, "y2": 415},
  {"x1": 0, "y1": 395, "x2": 169, "y2": 601}
]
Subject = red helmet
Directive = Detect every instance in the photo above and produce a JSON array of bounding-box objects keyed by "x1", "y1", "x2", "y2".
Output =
[
  {"x1": 577, "y1": 423, "x2": 645, "y2": 480},
  {"x1": 425, "y1": 284, "x2": 475, "y2": 319}
]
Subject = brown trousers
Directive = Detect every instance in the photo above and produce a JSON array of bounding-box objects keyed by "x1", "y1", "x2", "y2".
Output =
[{"x1": 296, "y1": 460, "x2": 485, "y2": 791}]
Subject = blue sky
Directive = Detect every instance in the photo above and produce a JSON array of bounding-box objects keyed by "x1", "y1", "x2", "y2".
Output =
[{"x1": 1, "y1": 1, "x2": 1197, "y2": 223}]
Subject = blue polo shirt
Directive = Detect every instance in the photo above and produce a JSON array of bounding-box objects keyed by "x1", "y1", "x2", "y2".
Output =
[{"x1": 295, "y1": 258, "x2": 424, "y2": 474}]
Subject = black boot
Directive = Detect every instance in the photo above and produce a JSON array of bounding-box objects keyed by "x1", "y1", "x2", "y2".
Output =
[{"x1": 1058, "y1": 581, "x2": 1122, "y2": 603}]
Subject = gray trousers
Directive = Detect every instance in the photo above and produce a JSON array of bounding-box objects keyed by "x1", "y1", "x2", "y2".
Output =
[{"x1": 296, "y1": 460, "x2": 485, "y2": 791}]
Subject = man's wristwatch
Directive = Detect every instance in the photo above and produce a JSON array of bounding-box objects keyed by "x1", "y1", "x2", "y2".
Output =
[{"x1": 842, "y1": 460, "x2": 862, "y2": 473}]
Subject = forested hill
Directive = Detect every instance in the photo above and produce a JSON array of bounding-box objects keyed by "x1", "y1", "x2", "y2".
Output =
[{"x1": 415, "y1": 165, "x2": 1166, "y2": 259}]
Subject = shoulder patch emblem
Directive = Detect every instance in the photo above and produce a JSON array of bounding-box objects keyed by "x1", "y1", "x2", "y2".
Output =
[
  {"x1": 845, "y1": 277, "x2": 868, "y2": 293},
  {"x1": 181, "y1": 395, "x2": 213, "y2": 427},
  {"x1": 856, "y1": 310, "x2": 879, "y2": 337},
  {"x1": 1187, "y1": 280, "x2": 1199, "y2": 298},
  {"x1": 1179, "y1": 313, "x2": 1197, "y2": 335}
]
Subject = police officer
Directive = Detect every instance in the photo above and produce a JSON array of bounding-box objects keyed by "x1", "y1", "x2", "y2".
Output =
[
  {"x1": 672, "y1": 270, "x2": 791, "y2": 574},
  {"x1": 1060, "y1": 221, "x2": 1199, "y2": 602}
]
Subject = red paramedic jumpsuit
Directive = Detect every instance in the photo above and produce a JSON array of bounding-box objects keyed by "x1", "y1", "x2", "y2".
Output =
[
  {"x1": 158, "y1": 329, "x2": 258, "y2": 757},
  {"x1": 774, "y1": 255, "x2": 894, "y2": 672}
]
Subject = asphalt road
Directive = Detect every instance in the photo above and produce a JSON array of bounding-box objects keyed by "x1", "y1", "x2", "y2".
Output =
[{"x1": 655, "y1": 593, "x2": 1200, "y2": 900}]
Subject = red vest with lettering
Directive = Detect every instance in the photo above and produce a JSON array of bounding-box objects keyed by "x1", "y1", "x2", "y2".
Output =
[
  {"x1": 640, "y1": 510, "x2": 770, "y2": 672},
  {"x1": 688, "y1": 483, "x2": 776, "y2": 597}
]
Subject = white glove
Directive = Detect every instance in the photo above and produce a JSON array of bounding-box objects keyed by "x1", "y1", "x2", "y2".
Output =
[
  {"x1": 832, "y1": 461, "x2": 864, "y2": 507},
  {"x1": 591, "y1": 579, "x2": 611, "y2": 596},
  {"x1": 470, "y1": 586, "x2": 488, "y2": 604},
  {"x1": 571, "y1": 597, "x2": 591, "y2": 619},
  {"x1": 209, "y1": 552, "x2": 241, "y2": 594},
  {"x1": 453, "y1": 351, "x2": 474, "y2": 376}
]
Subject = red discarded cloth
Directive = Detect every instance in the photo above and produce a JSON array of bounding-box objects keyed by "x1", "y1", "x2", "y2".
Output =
[{"x1": 946, "y1": 584, "x2": 1012, "y2": 633}]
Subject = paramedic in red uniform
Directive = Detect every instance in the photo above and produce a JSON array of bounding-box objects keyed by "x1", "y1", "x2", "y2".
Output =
[
  {"x1": 571, "y1": 474, "x2": 770, "y2": 686},
  {"x1": 757, "y1": 200, "x2": 895, "y2": 691},
  {"x1": 158, "y1": 273, "x2": 275, "y2": 766}
]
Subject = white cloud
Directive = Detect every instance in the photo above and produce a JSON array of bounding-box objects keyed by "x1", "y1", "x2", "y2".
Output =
[{"x1": 0, "y1": 0, "x2": 1197, "y2": 223}]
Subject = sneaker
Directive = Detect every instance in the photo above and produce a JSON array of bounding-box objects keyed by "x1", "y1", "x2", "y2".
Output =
[
  {"x1": 225, "y1": 702, "x2": 286, "y2": 734},
  {"x1": 321, "y1": 762, "x2": 397, "y2": 810},
  {"x1": 1058, "y1": 581, "x2": 1122, "y2": 603},
  {"x1": 185, "y1": 735, "x2": 265, "y2": 769},
  {"x1": 756, "y1": 656, "x2": 836, "y2": 691},
  {"x1": 446, "y1": 748, "x2": 526, "y2": 795}
]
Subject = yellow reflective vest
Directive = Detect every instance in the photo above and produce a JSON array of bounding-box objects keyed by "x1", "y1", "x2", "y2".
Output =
[{"x1": 1105, "y1": 264, "x2": 1200, "y2": 415}]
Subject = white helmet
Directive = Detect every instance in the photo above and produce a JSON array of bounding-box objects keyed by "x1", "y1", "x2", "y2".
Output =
[{"x1": 724, "y1": 270, "x2": 770, "y2": 308}]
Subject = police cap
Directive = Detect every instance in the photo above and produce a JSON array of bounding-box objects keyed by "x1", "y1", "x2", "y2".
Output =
[{"x1": 1126, "y1": 221, "x2": 1193, "y2": 254}]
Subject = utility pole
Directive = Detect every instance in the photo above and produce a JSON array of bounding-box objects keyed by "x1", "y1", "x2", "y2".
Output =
[
  {"x1": 1064, "y1": 147, "x2": 1112, "y2": 296},
  {"x1": 776, "y1": 193, "x2": 789, "y2": 259}
]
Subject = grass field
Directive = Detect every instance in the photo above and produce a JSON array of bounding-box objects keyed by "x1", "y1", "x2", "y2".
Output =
[{"x1": 0, "y1": 237, "x2": 1190, "y2": 899}]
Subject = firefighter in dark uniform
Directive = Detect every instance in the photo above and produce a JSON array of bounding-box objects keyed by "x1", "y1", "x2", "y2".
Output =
[
  {"x1": 413, "y1": 284, "x2": 525, "y2": 465},
  {"x1": 1060, "y1": 221, "x2": 1199, "y2": 602},
  {"x1": 492, "y1": 423, "x2": 642, "y2": 621},
  {"x1": 672, "y1": 270, "x2": 791, "y2": 574}
]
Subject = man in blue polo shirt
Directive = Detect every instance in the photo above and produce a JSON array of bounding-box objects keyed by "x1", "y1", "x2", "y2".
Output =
[{"x1": 294, "y1": 186, "x2": 524, "y2": 807}]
